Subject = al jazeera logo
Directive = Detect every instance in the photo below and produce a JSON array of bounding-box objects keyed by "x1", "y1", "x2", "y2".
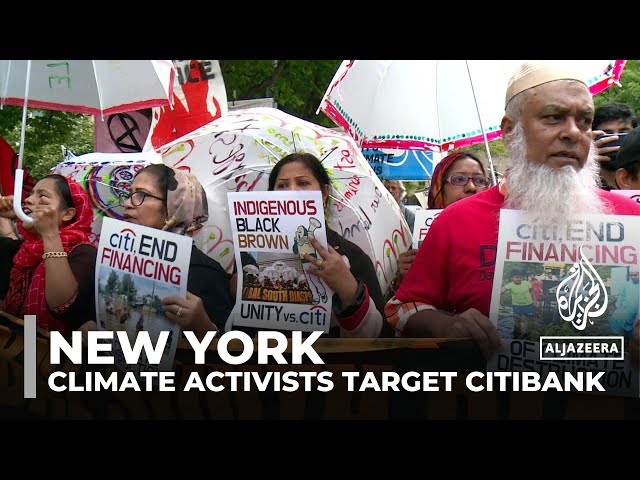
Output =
[{"x1": 540, "y1": 245, "x2": 625, "y2": 361}]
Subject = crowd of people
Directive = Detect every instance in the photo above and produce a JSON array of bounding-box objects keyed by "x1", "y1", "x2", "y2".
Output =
[{"x1": 0, "y1": 60, "x2": 639, "y2": 368}]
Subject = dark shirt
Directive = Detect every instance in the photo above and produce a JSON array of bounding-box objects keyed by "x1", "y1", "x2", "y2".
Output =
[
  {"x1": 0, "y1": 237, "x2": 21, "y2": 301},
  {"x1": 325, "y1": 228, "x2": 392, "y2": 337},
  {"x1": 598, "y1": 176, "x2": 615, "y2": 191},
  {"x1": 399, "y1": 203, "x2": 416, "y2": 232},
  {"x1": 59, "y1": 244, "x2": 98, "y2": 331},
  {"x1": 326, "y1": 229, "x2": 384, "y2": 313},
  {"x1": 188, "y1": 244, "x2": 234, "y2": 330}
]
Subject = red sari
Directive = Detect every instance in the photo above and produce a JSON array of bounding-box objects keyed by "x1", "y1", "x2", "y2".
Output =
[{"x1": 2, "y1": 177, "x2": 94, "y2": 335}]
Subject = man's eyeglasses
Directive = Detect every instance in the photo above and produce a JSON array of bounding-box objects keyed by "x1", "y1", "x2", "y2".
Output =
[
  {"x1": 446, "y1": 174, "x2": 491, "y2": 188},
  {"x1": 119, "y1": 190, "x2": 165, "y2": 207}
]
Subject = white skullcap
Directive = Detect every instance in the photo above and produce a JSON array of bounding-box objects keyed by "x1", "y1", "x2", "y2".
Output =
[{"x1": 505, "y1": 61, "x2": 589, "y2": 108}]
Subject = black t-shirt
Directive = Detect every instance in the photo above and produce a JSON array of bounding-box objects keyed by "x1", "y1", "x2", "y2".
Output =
[
  {"x1": 61, "y1": 244, "x2": 98, "y2": 330},
  {"x1": 0, "y1": 237, "x2": 21, "y2": 301},
  {"x1": 188, "y1": 244, "x2": 234, "y2": 330}
]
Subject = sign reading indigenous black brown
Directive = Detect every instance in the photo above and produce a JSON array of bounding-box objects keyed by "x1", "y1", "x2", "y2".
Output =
[
  {"x1": 226, "y1": 190, "x2": 333, "y2": 333},
  {"x1": 488, "y1": 209, "x2": 640, "y2": 397}
]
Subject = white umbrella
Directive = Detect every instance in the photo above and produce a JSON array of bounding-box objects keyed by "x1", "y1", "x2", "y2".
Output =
[
  {"x1": 0, "y1": 60, "x2": 175, "y2": 224},
  {"x1": 0, "y1": 60, "x2": 174, "y2": 116},
  {"x1": 159, "y1": 107, "x2": 412, "y2": 294},
  {"x1": 318, "y1": 60, "x2": 627, "y2": 183}
]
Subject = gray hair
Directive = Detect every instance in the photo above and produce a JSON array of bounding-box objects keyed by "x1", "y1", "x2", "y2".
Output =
[{"x1": 383, "y1": 179, "x2": 407, "y2": 200}]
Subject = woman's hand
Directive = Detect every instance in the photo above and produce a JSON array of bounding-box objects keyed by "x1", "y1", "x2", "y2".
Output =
[
  {"x1": 0, "y1": 195, "x2": 16, "y2": 219},
  {"x1": 431, "y1": 308, "x2": 501, "y2": 360},
  {"x1": 24, "y1": 195, "x2": 62, "y2": 235},
  {"x1": 304, "y1": 234, "x2": 358, "y2": 307},
  {"x1": 77, "y1": 320, "x2": 98, "y2": 348},
  {"x1": 162, "y1": 291, "x2": 217, "y2": 340},
  {"x1": 397, "y1": 248, "x2": 418, "y2": 280}
]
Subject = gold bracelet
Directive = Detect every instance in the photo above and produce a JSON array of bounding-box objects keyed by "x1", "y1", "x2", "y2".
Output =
[{"x1": 42, "y1": 251, "x2": 68, "y2": 260}]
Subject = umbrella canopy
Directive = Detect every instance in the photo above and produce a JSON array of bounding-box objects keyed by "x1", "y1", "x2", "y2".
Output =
[
  {"x1": 53, "y1": 151, "x2": 162, "y2": 244},
  {"x1": 159, "y1": 107, "x2": 412, "y2": 294},
  {"x1": 1, "y1": 59, "x2": 175, "y2": 225},
  {"x1": 318, "y1": 60, "x2": 627, "y2": 180},
  {"x1": 0, "y1": 60, "x2": 175, "y2": 116}
]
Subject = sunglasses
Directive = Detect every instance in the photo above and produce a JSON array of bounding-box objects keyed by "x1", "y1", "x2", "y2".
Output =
[{"x1": 446, "y1": 174, "x2": 491, "y2": 188}]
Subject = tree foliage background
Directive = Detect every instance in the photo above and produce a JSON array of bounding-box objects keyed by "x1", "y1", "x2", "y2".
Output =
[{"x1": 1, "y1": 59, "x2": 638, "y2": 187}]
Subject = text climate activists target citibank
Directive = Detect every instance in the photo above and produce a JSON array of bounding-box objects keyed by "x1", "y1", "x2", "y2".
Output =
[{"x1": 39, "y1": 330, "x2": 611, "y2": 394}]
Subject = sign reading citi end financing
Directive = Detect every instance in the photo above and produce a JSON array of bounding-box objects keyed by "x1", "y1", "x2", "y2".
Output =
[
  {"x1": 488, "y1": 209, "x2": 640, "y2": 397},
  {"x1": 227, "y1": 190, "x2": 333, "y2": 333},
  {"x1": 95, "y1": 217, "x2": 192, "y2": 375}
]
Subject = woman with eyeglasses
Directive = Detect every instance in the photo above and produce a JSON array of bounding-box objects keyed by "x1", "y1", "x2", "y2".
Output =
[
  {"x1": 426, "y1": 152, "x2": 490, "y2": 209},
  {"x1": 0, "y1": 174, "x2": 96, "y2": 337},
  {"x1": 388, "y1": 152, "x2": 491, "y2": 300},
  {"x1": 120, "y1": 164, "x2": 234, "y2": 338},
  {"x1": 227, "y1": 152, "x2": 387, "y2": 338}
]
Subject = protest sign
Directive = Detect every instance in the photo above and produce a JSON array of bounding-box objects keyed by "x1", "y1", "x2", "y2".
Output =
[
  {"x1": 488, "y1": 209, "x2": 640, "y2": 397},
  {"x1": 226, "y1": 190, "x2": 333, "y2": 333},
  {"x1": 95, "y1": 217, "x2": 192, "y2": 375},
  {"x1": 412, "y1": 209, "x2": 443, "y2": 248}
]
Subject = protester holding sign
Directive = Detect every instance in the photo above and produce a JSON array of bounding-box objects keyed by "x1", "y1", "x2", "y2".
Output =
[
  {"x1": 385, "y1": 60, "x2": 640, "y2": 361},
  {"x1": 267, "y1": 153, "x2": 387, "y2": 337},
  {"x1": 122, "y1": 164, "x2": 234, "y2": 337},
  {"x1": 0, "y1": 175, "x2": 96, "y2": 336}
]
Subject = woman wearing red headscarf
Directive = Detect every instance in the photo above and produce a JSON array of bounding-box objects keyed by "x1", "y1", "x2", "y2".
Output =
[
  {"x1": 426, "y1": 151, "x2": 489, "y2": 209},
  {"x1": 0, "y1": 174, "x2": 96, "y2": 336}
]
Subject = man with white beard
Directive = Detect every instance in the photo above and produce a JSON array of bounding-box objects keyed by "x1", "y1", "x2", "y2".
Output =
[{"x1": 385, "y1": 61, "x2": 640, "y2": 360}]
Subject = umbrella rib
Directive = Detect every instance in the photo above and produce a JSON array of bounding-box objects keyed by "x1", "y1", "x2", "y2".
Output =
[
  {"x1": 435, "y1": 61, "x2": 442, "y2": 148},
  {"x1": 17, "y1": 60, "x2": 32, "y2": 171},
  {"x1": 0, "y1": 60, "x2": 11, "y2": 110},
  {"x1": 92, "y1": 180, "x2": 129, "y2": 194},
  {"x1": 367, "y1": 61, "x2": 394, "y2": 143},
  {"x1": 92, "y1": 60, "x2": 105, "y2": 121},
  {"x1": 254, "y1": 138, "x2": 286, "y2": 161},
  {"x1": 465, "y1": 61, "x2": 497, "y2": 184},
  {"x1": 320, "y1": 146, "x2": 339, "y2": 163}
]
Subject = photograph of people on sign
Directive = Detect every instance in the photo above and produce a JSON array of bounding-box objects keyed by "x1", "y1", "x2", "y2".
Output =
[
  {"x1": 494, "y1": 261, "x2": 637, "y2": 341},
  {"x1": 239, "y1": 253, "x2": 316, "y2": 305},
  {"x1": 488, "y1": 209, "x2": 640, "y2": 397},
  {"x1": 227, "y1": 190, "x2": 333, "y2": 333}
]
